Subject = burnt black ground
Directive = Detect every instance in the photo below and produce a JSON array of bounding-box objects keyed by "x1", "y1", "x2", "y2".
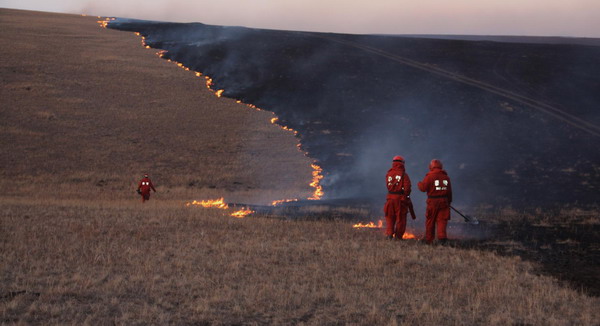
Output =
[
  {"x1": 456, "y1": 220, "x2": 600, "y2": 297},
  {"x1": 107, "y1": 19, "x2": 600, "y2": 209}
]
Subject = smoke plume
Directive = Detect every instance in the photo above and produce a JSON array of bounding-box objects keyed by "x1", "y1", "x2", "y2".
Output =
[{"x1": 109, "y1": 19, "x2": 600, "y2": 210}]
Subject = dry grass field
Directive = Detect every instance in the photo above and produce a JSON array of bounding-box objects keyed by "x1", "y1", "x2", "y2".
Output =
[
  {"x1": 0, "y1": 8, "x2": 312, "y2": 204},
  {"x1": 1, "y1": 8, "x2": 599, "y2": 325},
  {"x1": 2, "y1": 199, "x2": 599, "y2": 325}
]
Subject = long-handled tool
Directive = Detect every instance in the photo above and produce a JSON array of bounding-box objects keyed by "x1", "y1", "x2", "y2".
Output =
[
  {"x1": 407, "y1": 198, "x2": 417, "y2": 220},
  {"x1": 450, "y1": 206, "x2": 479, "y2": 225}
]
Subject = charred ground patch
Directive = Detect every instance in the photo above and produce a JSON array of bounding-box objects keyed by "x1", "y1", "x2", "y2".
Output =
[
  {"x1": 109, "y1": 19, "x2": 600, "y2": 208},
  {"x1": 454, "y1": 214, "x2": 600, "y2": 297}
]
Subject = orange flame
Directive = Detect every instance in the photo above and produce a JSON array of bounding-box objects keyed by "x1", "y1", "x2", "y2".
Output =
[
  {"x1": 97, "y1": 19, "x2": 109, "y2": 29},
  {"x1": 271, "y1": 198, "x2": 299, "y2": 206},
  {"x1": 353, "y1": 220, "x2": 384, "y2": 228},
  {"x1": 176, "y1": 62, "x2": 190, "y2": 71},
  {"x1": 402, "y1": 232, "x2": 417, "y2": 240},
  {"x1": 186, "y1": 197, "x2": 228, "y2": 209},
  {"x1": 205, "y1": 77, "x2": 222, "y2": 95},
  {"x1": 245, "y1": 103, "x2": 261, "y2": 111},
  {"x1": 96, "y1": 17, "x2": 115, "y2": 29},
  {"x1": 308, "y1": 163, "x2": 324, "y2": 200},
  {"x1": 352, "y1": 219, "x2": 418, "y2": 239},
  {"x1": 185, "y1": 198, "x2": 254, "y2": 218},
  {"x1": 132, "y1": 32, "x2": 152, "y2": 49},
  {"x1": 230, "y1": 209, "x2": 254, "y2": 218},
  {"x1": 281, "y1": 125, "x2": 298, "y2": 135}
]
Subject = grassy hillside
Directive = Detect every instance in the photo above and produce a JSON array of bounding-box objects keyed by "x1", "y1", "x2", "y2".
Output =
[
  {"x1": 0, "y1": 8, "x2": 312, "y2": 204},
  {"x1": 0, "y1": 8, "x2": 598, "y2": 325}
]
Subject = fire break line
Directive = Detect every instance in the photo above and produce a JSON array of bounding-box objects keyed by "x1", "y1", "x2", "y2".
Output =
[{"x1": 309, "y1": 34, "x2": 600, "y2": 138}]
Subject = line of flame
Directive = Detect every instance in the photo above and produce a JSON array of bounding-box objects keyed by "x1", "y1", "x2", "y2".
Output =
[
  {"x1": 308, "y1": 163, "x2": 324, "y2": 200},
  {"x1": 230, "y1": 209, "x2": 254, "y2": 218},
  {"x1": 185, "y1": 198, "x2": 254, "y2": 218},
  {"x1": 186, "y1": 198, "x2": 228, "y2": 209},
  {"x1": 402, "y1": 233, "x2": 417, "y2": 239},
  {"x1": 271, "y1": 198, "x2": 299, "y2": 206},
  {"x1": 352, "y1": 220, "x2": 384, "y2": 228},
  {"x1": 96, "y1": 17, "x2": 115, "y2": 29},
  {"x1": 352, "y1": 219, "x2": 417, "y2": 239},
  {"x1": 110, "y1": 24, "x2": 325, "y2": 203}
]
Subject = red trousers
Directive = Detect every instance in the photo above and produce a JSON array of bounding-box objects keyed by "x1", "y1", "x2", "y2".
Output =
[
  {"x1": 384, "y1": 195, "x2": 408, "y2": 238},
  {"x1": 425, "y1": 199, "x2": 450, "y2": 243}
]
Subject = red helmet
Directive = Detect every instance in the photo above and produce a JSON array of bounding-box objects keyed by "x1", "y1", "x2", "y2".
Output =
[
  {"x1": 392, "y1": 155, "x2": 405, "y2": 163},
  {"x1": 429, "y1": 159, "x2": 443, "y2": 170},
  {"x1": 143, "y1": 173, "x2": 149, "y2": 178}
]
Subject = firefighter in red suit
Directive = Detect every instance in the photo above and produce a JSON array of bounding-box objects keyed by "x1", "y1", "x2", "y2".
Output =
[
  {"x1": 137, "y1": 174, "x2": 156, "y2": 203},
  {"x1": 384, "y1": 155, "x2": 413, "y2": 240},
  {"x1": 418, "y1": 159, "x2": 452, "y2": 245}
]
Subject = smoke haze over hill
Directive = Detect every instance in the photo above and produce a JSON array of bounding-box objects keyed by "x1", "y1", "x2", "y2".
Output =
[
  {"x1": 108, "y1": 19, "x2": 600, "y2": 209},
  {"x1": 2, "y1": 0, "x2": 600, "y2": 37}
]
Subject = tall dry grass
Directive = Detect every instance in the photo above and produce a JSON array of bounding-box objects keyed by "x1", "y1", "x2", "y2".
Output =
[{"x1": 1, "y1": 198, "x2": 598, "y2": 325}]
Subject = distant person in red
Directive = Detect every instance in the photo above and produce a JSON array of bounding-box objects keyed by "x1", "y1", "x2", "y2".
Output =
[
  {"x1": 384, "y1": 155, "x2": 413, "y2": 240},
  {"x1": 137, "y1": 174, "x2": 156, "y2": 203},
  {"x1": 418, "y1": 159, "x2": 452, "y2": 245}
]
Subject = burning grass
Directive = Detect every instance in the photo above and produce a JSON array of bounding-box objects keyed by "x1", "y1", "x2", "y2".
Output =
[
  {"x1": 151, "y1": 38, "x2": 325, "y2": 202},
  {"x1": 2, "y1": 8, "x2": 599, "y2": 324},
  {"x1": 185, "y1": 197, "x2": 255, "y2": 218},
  {"x1": 1, "y1": 198, "x2": 598, "y2": 325}
]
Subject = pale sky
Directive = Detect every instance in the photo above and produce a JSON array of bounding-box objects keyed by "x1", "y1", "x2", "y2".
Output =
[{"x1": 1, "y1": 0, "x2": 599, "y2": 37}]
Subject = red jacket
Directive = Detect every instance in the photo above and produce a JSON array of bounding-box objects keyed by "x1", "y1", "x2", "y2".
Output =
[
  {"x1": 138, "y1": 177, "x2": 156, "y2": 194},
  {"x1": 417, "y1": 168, "x2": 452, "y2": 203},
  {"x1": 386, "y1": 161, "x2": 411, "y2": 198}
]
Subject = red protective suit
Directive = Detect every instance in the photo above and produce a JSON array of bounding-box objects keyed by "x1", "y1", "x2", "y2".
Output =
[
  {"x1": 417, "y1": 160, "x2": 452, "y2": 244},
  {"x1": 383, "y1": 159, "x2": 412, "y2": 239},
  {"x1": 138, "y1": 176, "x2": 156, "y2": 202}
]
